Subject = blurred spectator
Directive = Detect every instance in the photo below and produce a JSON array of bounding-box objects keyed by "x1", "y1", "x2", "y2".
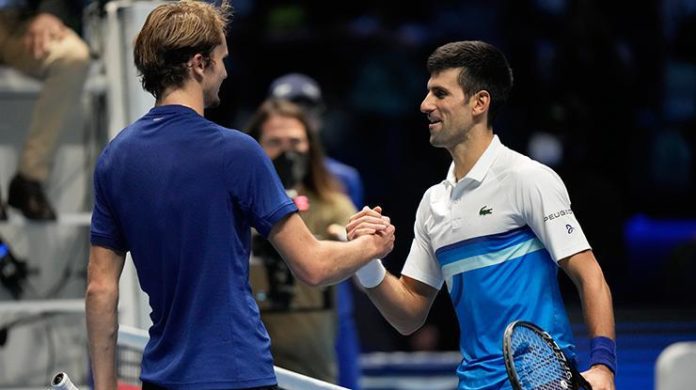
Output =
[
  {"x1": 268, "y1": 74, "x2": 364, "y2": 389},
  {"x1": 246, "y1": 98, "x2": 358, "y2": 385},
  {"x1": 0, "y1": 0, "x2": 90, "y2": 220},
  {"x1": 270, "y1": 73, "x2": 364, "y2": 207}
]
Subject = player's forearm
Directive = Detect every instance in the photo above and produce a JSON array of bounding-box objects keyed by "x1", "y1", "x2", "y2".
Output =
[
  {"x1": 579, "y1": 271, "x2": 615, "y2": 339},
  {"x1": 562, "y1": 252, "x2": 615, "y2": 339},
  {"x1": 271, "y1": 212, "x2": 392, "y2": 287},
  {"x1": 86, "y1": 286, "x2": 119, "y2": 390},
  {"x1": 577, "y1": 264, "x2": 617, "y2": 378},
  {"x1": 296, "y1": 235, "x2": 384, "y2": 287},
  {"x1": 365, "y1": 274, "x2": 431, "y2": 335}
]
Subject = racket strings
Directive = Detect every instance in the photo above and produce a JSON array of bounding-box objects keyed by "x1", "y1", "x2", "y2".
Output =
[{"x1": 511, "y1": 327, "x2": 570, "y2": 390}]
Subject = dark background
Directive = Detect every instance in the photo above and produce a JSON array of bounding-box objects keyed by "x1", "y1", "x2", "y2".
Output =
[{"x1": 205, "y1": 0, "x2": 696, "y2": 352}]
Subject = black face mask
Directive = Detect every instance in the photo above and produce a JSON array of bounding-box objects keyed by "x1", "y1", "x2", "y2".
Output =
[{"x1": 272, "y1": 151, "x2": 309, "y2": 189}]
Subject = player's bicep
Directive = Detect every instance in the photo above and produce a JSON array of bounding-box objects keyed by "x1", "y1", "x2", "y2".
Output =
[
  {"x1": 558, "y1": 249, "x2": 603, "y2": 288},
  {"x1": 267, "y1": 213, "x2": 316, "y2": 270}
]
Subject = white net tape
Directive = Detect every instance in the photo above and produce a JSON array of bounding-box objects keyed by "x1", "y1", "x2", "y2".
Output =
[{"x1": 116, "y1": 325, "x2": 348, "y2": 390}]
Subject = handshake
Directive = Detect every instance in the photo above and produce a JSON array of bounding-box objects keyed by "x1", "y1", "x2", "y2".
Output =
[
  {"x1": 340, "y1": 206, "x2": 394, "y2": 289},
  {"x1": 345, "y1": 206, "x2": 393, "y2": 243}
]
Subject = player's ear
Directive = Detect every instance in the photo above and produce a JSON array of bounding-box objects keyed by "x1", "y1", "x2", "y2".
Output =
[
  {"x1": 471, "y1": 90, "x2": 490, "y2": 117},
  {"x1": 187, "y1": 53, "x2": 206, "y2": 78}
]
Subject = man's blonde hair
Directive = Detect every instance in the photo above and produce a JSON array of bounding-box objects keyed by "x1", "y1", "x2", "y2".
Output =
[{"x1": 134, "y1": 0, "x2": 233, "y2": 99}]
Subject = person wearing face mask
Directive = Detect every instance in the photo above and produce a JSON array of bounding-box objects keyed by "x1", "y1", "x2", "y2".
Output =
[
  {"x1": 246, "y1": 98, "x2": 357, "y2": 383},
  {"x1": 268, "y1": 73, "x2": 364, "y2": 389}
]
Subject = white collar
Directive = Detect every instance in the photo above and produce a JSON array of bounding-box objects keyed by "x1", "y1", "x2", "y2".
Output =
[{"x1": 444, "y1": 135, "x2": 502, "y2": 187}]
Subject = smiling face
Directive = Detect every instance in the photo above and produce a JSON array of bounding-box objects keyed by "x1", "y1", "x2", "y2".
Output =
[{"x1": 420, "y1": 68, "x2": 475, "y2": 150}]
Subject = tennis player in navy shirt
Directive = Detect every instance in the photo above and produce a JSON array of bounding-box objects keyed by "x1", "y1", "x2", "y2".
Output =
[{"x1": 85, "y1": 2, "x2": 395, "y2": 389}]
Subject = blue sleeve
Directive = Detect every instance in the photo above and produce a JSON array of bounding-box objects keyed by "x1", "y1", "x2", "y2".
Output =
[
  {"x1": 90, "y1": 149, "x2": 128, "y2": 252},
  {"x1": 223, "y1": 132, "x2": 297, "y2": 237}
]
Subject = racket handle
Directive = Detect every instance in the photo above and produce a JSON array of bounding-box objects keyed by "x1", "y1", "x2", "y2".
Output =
[
  {"x1": 51, "y1": 372, "x2": 79, "y2": 390},
  {"x1": 575, "y1": 374, "x2": 593, "y2": 390},
  {"x1": 568, "y1": 359, "x2": 592, "y2": 390}
]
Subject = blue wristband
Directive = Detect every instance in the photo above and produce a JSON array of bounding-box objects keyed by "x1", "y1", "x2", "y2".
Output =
[{"x1": 590, "y1": 336, "x2": 617, "y2": 374}]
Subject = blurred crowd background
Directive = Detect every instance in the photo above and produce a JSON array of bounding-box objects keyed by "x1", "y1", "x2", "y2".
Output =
[
  {"x1": 0, "y1": 0, "x2": 694, "y2": 388},
  {"x1": 198, "y1": 0, "x2": 696, "y2": 352}
]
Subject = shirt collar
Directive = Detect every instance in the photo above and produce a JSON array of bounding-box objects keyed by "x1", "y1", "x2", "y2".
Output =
[{"x1": 444, "y1": 134, "x2": 502, "y2": 187}]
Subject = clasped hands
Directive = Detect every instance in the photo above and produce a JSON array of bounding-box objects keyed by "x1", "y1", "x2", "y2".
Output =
[{"x1": 345, "y1": 206, "x2": 395, "y2": 259}]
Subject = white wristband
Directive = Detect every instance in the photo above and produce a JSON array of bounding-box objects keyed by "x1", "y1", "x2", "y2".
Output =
[{"x1": 356, "y1": 259, "x2": 386, "y2": 288}]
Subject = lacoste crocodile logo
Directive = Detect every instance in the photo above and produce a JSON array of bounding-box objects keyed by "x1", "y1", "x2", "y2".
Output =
[{"x1": 479, "y1": 206, "x2": 493, "y2": 216}]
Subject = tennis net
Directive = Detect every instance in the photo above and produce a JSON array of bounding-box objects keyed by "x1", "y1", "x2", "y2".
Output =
[{"x1": 116, "y1": 325, "x2": 348, "y2": 390}]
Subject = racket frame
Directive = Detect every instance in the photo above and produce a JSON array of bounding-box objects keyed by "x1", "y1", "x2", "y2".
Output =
[{"x1": 503, "y1": 320, "x2": 592, "y2": 390}]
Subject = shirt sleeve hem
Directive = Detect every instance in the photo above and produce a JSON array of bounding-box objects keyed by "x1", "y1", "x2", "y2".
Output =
[
  {"x1": 553, "y1": 243, "x2": 592, "y2": 263},
  {"x1": 257, "y1": 202, "x2": 298, "y2": 237},
  {"x1": 90, "y1": 234, "x2": 127, "y2": 253},
  {"x1": 400, "y1": 267, "x2": 444, "y2": 290}
]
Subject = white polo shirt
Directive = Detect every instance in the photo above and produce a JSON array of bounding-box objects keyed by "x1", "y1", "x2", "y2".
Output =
[{"x1": 401, "y1": 135, "x2": 591, "y2": 390}]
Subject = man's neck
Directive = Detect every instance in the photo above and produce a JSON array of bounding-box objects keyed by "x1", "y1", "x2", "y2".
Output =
[
  {"x1": 157, "y1": 83, "x2": 205, "y2": 116},
  {"x1": 448, "y1": 126, "x2": 494, "y2": 182}
]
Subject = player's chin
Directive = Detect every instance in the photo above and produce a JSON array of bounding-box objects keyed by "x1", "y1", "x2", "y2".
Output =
[
  {"x1": 206, "y1": 96, "x2": 221, "y2": 109},
  {"x1": 429, "y1": 135, "x2": 446, "y2": 148}
]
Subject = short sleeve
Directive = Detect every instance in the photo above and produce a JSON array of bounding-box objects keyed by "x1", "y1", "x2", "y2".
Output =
[
  {"x1": 223, "y1": 133, "x2": 297, "y2": 237},
  {"x1": 90, "y1": 150, "x2": 128, "y2": 252},
  {"x1": 401, "y1": 189, "x2": 444, "y2": 290},
  {"x1": 511, "y1": 164, "x2": 591, "y2": 261}
]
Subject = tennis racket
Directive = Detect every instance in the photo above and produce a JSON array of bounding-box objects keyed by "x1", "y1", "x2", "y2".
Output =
[{"x1": 503, "y1": 321, "x2": 592, "y2": 390}]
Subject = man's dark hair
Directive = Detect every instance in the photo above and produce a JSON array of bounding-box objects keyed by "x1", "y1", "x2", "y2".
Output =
[{"x1": 427, "y1": 41, "x2": 514, "y2": 124}]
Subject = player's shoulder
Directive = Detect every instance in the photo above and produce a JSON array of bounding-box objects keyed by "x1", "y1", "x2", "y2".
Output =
[
  {"x1": 214, "y1": 125, "x2": 266, "y2": 154},
  {"x1": 419, "y1": 181, "x2": 447, "y2": 210},
  {"x1": 213, "y1": 123, "x2": 253, "y2": 142},
  {"x1": 96, "y1": 124, "x2": 133, "y2": 167},
  {"x1": 493, "y1": 145, "x2": 560, "y2": 184}
]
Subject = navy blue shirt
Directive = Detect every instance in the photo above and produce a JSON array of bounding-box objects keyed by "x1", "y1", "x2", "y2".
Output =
[{"x1": 91, "y1": 105, "x2": 297, "y2": 389}]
